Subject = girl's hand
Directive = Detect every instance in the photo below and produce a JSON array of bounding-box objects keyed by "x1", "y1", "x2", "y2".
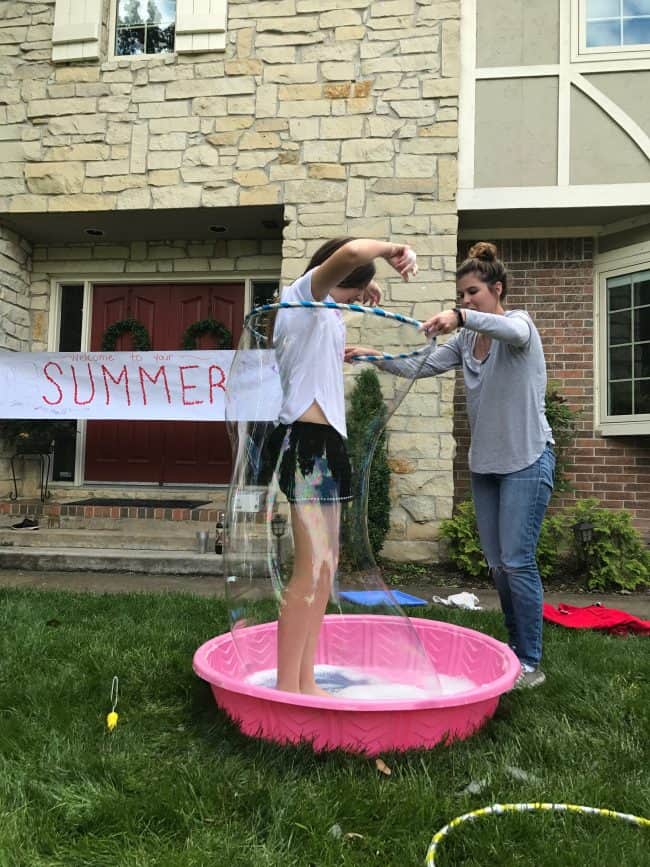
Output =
[
  {"x1": 386, "y1": 245, "x2": 418, "y2": 281},
  {"x1": 361, "y1": 280, "x2": 382, "y2": 307},
  {"x1": 420, "y1": 309, "x2": 461, "y2": 338},
  {"x1": 344, "y1": 345, "x2": 380, "y2": 362}
]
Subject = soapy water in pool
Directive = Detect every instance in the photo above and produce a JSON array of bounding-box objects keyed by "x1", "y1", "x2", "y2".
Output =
[{"x1": 246, "y1": 664, "x2": 478, "y2": 700}]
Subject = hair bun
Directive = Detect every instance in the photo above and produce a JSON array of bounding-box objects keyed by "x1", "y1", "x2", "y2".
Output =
[{"x1": 468, "y1": 241, "x2": 497, "y2": 262}]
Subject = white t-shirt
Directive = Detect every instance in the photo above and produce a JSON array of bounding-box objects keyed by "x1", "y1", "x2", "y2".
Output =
[{"x1": 273, "y1": 269, "x2": 347, "y2": 438}]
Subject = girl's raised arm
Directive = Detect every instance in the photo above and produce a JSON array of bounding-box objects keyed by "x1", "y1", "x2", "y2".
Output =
[{"x1": 310, "y1": 239, "x2": 416, "y2": 301}]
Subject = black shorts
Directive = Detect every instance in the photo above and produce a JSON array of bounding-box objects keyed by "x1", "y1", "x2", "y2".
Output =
[{"x1": 261, "y1": 422, "x2": 352, "y2": 504}]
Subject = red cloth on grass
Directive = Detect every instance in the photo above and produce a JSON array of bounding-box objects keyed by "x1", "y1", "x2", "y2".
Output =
[{"x1": 543, "y1": 602, "x2": 650, "y2": 635}]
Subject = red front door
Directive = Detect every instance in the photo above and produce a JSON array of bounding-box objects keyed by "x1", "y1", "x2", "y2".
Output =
[{"x1": 85, "y1": 283, "x2": 244, "y2": 484}]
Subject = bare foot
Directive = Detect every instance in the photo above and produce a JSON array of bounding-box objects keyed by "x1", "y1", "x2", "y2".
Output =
[
  {"x1": 275, "y1": 681, "x2": 300, "y2": 694},
  {"x1": 300, "y1": 684, "x2": 331, "y2": 698}
]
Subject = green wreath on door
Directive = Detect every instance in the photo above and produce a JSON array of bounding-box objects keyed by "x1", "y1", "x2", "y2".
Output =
[
  {"x1": 181, "y1": 319, "x2": 232, "y2": 350},
  {"x1": 100, "y1": 318, "x2": 152, "y2": 352}
]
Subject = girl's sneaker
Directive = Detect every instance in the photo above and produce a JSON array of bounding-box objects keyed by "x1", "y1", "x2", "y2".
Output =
[
  {"x1": 10, "y1": 517, "x2": 39, "y2": 530},
  {"x1": 515, "y1": 664, "x2": 546, "y2": 689}
]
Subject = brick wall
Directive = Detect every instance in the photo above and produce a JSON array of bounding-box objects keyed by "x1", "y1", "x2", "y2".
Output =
[{"x1": 454, "y1": 238, "x2": 650, "y2": 539}]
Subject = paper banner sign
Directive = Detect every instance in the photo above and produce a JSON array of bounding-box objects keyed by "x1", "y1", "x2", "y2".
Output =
[{"x1": 0, "y1": 350, "x2": 282, "y2": 422}]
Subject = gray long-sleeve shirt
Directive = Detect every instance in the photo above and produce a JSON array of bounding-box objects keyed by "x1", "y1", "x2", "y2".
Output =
[{"x1": 378, "y1": 309, "x2": 553, "y2": 474}]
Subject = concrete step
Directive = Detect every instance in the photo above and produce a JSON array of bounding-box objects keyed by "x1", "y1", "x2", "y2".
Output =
[
  {"x1": 0, "y1": 545, "x2": 225, "y2": 575},
  {"x1": 56, "y1": 515, "x2": 216, "y2": 531},
  {"x1": 47, "y1": 486, "x2": 228, "y2": 504},
  {"x1": 0, "y1": 524, "x2": 271, "y2": 552},
  {"x1": 0, "y1": 486, "x2": 277, "y2": 574},
  {"x1": 0, "y1": 527, "x2": 209, "y2": 551}
]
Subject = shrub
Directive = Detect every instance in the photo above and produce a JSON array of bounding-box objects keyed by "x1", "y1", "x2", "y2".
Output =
[
  {"x1": 441, "y1": 496, "x2": 649, "y2": 591},
  {"x1": 545, "y1": 381, "x2": 579, "y2": 493},
  {"x1": 0, "y1": 419, "x2": 77, "y2": 454},
  {"x1": 344, "y1": 367, "x2": 390, "y2": 561},
  {"x1": 439, "y1": 499, "x2": 488, "y2": 578},
  {"x1": 568, "y1": 499, "x2": 650, "y2": 591},
  {"x1": 536, "y1": 512, "x2": 570, "y2": 580}
]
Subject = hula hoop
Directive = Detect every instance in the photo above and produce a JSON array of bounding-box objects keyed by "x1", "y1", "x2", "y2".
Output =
[
  {"x1": 245, "y1": 301, "x2": 428, "y2": 361},
  {"x1": 426, "y1": 802, "x2": 650, "y2": 866}
]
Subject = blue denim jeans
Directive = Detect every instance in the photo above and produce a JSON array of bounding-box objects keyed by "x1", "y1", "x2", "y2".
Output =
[{"x1": 471, "y1": 444, "x2": 555, "y2": 668}]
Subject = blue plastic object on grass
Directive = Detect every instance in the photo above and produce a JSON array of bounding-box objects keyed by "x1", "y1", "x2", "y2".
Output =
[{"x1": 339, "y1": 590, "x2": 428, "y2": 607}]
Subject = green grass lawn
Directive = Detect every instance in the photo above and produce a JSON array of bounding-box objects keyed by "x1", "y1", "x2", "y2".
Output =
[{"x1": 1, "y1": 588, "x2": 649, "y2": 867}]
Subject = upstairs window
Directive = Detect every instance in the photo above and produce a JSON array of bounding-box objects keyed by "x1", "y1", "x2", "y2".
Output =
[
  {"x1": 585, "y1": 0, "x2": 650, "y2": 48},
  {"x1": 115, "y1": 0, "x2": 176, "y2": 56}
]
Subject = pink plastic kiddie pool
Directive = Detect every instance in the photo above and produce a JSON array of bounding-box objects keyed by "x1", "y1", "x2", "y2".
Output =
[{"x1": 193, "y1": 614, "x2": 520, "y2": 755}]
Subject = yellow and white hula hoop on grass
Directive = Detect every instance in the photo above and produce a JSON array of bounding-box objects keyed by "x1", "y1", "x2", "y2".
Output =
[{"x1": 426, "y1": 802, "x2": 650, "y2": 866}]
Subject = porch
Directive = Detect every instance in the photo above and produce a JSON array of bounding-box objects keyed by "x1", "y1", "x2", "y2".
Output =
[{"x1": 0, "y1": 485, "x2": 228, "y2": 575}]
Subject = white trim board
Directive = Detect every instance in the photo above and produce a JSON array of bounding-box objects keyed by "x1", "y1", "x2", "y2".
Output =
[
  {"x1": 458, "y1": 0, "x2": 476, "y2": 192},
  {"x1": 571, "y1": 72, "x2": 650, "y2": 159},
  {"x1": 458, "y1": 183, "x2": 650, "y2": 210},
  {"x1": 458, "y1": 226, "x2": 601, "y2": 240}
]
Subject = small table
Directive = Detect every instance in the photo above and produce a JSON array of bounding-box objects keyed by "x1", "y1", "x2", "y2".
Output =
[{"x1": 10, "y1": 449, "x2": 53, "y2": 502}]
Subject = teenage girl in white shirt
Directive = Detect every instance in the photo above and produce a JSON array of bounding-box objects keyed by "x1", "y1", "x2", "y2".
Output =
[{"x1": 267, "y1": 237, "x2": 416, "y2": 695}]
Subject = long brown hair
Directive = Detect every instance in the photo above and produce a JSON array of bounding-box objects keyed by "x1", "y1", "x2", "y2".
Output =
[
  {"x1": 303, "y1": 237, "x2": 376, "y2": 288},
  {"x1": 265, "y1": 237, "x2": 376, "y2": 345},
  {"x1": 457, "y1": 241, "x2": 508, "y2": 299}
]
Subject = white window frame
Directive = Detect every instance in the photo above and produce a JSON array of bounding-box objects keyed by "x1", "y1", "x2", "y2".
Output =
[
  {"x1": 108, "y1": 0, "x2": 227, "y2": 61},
  {"x1": 108, "y1": 0, "x2": 176, "y2": 61},
  {"x1": 594, "y1": 241, "x2": 650, "y2": 435},
  {"x1": 573, "y1": 0, "x2": 650, "y2": 63}
]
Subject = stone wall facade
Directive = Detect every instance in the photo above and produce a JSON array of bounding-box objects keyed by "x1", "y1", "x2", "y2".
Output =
[
  {"x1": 0, "y1": 0, "x2": 462, "y2": 561},
  {"x1": 454, "y1": 238, "x2": 650, "y2": 540},
  {"x1": 0, "y1": 225, "x2": 32, "y2": 352}
]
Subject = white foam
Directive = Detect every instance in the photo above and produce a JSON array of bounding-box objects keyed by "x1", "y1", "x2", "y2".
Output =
[
  {"x1": 404, "y1": 249, "x2": 418, "y2": 278},
  {"x1": 246, "y1": 664, "x2": 477, "y2": 700}
]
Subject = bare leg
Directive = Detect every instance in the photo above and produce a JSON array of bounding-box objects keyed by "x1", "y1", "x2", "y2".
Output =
[
  {"x1": 276, "y1": 502, "x2": 340, "y2": 695},
  {"x1": 299, "y1": 504, "x2": 339, "y2": 694}
]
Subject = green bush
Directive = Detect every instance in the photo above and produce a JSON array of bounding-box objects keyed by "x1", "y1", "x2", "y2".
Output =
[
  {"x1": 0, "y1": 419, "x2": 77, "y2": 454},
  {"x1": 535, "y1": 512, "x2": 570, "y2": 580},
  {"x1": 439, "y1": 499, "x2": 565, "y2": 581},
  {"x1": 570, "y1": 498, "x2": 650, "y2": 591},
  {"x1": 344, "y1": 367, "x2": 390, "y2": 560},
  {"x1": 439, "y1": 499, "x2": 488, "y2": 578},
  {"x1": 439, "y1": 497, "x2": 649, "y2": 591},
  {"x1": 545, "y1": 381, "x2": 579, "y2": 493}
]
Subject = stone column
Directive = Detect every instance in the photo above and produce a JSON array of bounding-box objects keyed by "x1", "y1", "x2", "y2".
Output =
[{"x1": 0, "y1": 225, "x2": 33, "y2": 496}]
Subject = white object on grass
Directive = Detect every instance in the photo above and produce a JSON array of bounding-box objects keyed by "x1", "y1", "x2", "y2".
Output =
[{"x1": 431, "y1": 592, "x2": 482, "y2": 611}]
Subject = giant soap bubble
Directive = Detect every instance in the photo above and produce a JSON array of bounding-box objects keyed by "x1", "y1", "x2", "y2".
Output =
[
  {"x1": 223, "y1": 299, "x2": 442, "y2": 699},
  {"x1": 193, "y1": 299, "x2": 522, "y2": 753}
]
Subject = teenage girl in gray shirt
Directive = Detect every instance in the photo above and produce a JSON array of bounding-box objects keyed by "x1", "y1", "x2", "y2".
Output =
[{"x1": 346, "y1": 242, "x2": 555, "y2": 688}]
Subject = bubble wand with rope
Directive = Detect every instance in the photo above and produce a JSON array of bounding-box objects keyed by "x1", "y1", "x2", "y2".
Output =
[
  {"x1": 245, "y1": 251, "x2": 426, "y2": 361},
  {"x1": 245, "y1": 300, "x2": 429, "y2": 360}
]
